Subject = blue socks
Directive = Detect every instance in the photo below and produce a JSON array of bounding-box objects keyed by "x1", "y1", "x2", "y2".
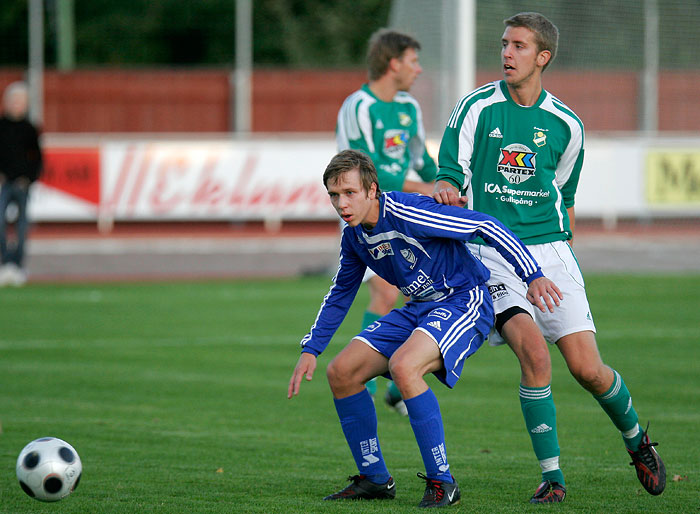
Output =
[
  {"x1": 404, "y1": 388, "x2": 453, "y2": 483},
  {"x1": 333, "y1": 389, "x2": 390, "y2": 484}
]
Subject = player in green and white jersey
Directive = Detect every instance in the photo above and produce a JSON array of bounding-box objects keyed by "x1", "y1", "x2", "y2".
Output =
[
  {"x1": 337, "y1": 86, "x2": 436, "y2": 194},
  {"x1": 337, "y1": 29, "x2": 437, "y2": 412},
  {"x1": 434, "y1": 12, "x2": 665, "y2": 503},
  {"x1": 438, "y1": 79, "x2": 582, "y2": 245}
]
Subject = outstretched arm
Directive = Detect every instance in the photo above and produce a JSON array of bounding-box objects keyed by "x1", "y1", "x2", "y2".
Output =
[
  {"x1": 409, "y1": 194, "x2": 563, "y2": 310},
  {"x1": 288, "y1": 352, "x2": 317, "y2": 399}
]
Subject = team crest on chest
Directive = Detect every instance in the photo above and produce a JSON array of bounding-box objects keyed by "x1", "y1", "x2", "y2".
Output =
[
  {"x1": 533, "y1": 130, "x2": 547, "y2": 147},
  {"x1": 497, "y1": 143, "x2": 537, "y2": 184},
  {"x1": 369, "y1": 242, "x2": 394, "y2": 260},
  {"x1": 401, "y1": 248, "x2": 417, "y2": 269},
  {"x1": 398, "y1": 112, "x2": 412, "y2": 126}
]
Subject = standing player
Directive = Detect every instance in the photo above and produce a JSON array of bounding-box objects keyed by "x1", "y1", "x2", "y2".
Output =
[
  {"x1": 0, "y1": 81, "x2": 43, "y2": 286},
  {"x1": 288, "y1": 149, "x2": 562, "y2": 507},
  {"x1": 336, "y1": 29, "x2": 436, "y2": 410},
  {"x1": 434, "y1": 12, "x2": 665, "y2": 503}
]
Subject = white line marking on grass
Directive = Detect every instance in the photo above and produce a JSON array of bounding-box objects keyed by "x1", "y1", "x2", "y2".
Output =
[{"x1": 0, "y1": 334, "x2": 298, "y2": 350}]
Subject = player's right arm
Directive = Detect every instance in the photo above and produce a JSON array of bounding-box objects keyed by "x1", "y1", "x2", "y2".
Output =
[
  {"x1": 288, "y1": 232, "x2": 365, "y2": 398},
  {"x1": 434, "y1": 84, "x2": 498, "y2": 207},
  {"x1": 288, "y1": 352, "x2": 317, "y2": 398},
  {"x1": 434, "y1": 112, "x2": 470, "y2": 206}
]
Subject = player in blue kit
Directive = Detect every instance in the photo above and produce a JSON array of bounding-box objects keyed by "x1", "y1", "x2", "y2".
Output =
[{"x1": 287, "y1": 149, "x2": 562, "y2": 507}]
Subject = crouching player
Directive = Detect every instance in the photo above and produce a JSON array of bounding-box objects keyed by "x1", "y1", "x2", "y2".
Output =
[{"x1": 287, "y1": 149, "x2": 563, "y2": 507}]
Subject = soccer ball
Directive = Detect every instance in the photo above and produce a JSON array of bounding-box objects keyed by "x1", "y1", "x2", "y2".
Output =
[{"x1": 16, "y1": 437, "x2": 82, "y2": 502}]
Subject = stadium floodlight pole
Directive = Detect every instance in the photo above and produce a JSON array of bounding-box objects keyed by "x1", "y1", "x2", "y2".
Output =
[
  {"x1": 454, "y1": 0, "x2": 475, "y2": 105},
  {"x1": 56, "y1": 0, "x2": 76, "y2": 71},
  {"x1": 640, "y1": 0, "x2": 659, "y2": 133},
  {"x1": 234, "y1": 0, "x2": 252, "y2": 134},
  {"x1": 28, "y1": 0, "x2": 44, "y2": 126}
]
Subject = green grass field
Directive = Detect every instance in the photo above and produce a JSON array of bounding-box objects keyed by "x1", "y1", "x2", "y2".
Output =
[{"x1": 0, "y1": 274, "x2": 698, "y2": 513}]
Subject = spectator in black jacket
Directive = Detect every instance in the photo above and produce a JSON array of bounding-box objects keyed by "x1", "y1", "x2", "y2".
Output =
[{"x1": 0, "y1": 81, "x2": 43, "y2": 286}]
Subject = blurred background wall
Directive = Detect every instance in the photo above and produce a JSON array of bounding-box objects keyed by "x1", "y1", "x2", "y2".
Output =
[
  {"x1": 2, "y1": 0, "x2": 699, "y2": 134},
  {"x1": 1, "y1": 0, "x2": 699, "y2": 228},
  {"x1": 1, "y1": 0, "x2": 698, "y2": 281}
]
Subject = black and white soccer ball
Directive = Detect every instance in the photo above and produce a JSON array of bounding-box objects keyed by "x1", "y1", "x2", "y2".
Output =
[{"x1": 16, "y1": 437, "x2": 82, "y2": 502}]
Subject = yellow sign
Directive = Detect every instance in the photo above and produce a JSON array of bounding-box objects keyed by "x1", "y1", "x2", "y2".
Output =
[{"x1": 646, "y1": 151, "x2": 700, "y2": 205}]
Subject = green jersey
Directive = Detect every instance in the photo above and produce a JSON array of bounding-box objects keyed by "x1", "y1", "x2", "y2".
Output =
[
  {"x1": 337, "y1": 84, "x2": 436, "y2": 192},
  {"x1": 438, "y1": 81, "x2": 584, "y2": 244}
]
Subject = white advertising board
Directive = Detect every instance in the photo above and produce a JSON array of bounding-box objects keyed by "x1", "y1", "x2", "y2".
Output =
[
  {"x1": 99, "y1": 139, "x2": 337, "y2": 220},
  {"x1": 28, "y1": 135, "x2": 700, "y2": 223}
]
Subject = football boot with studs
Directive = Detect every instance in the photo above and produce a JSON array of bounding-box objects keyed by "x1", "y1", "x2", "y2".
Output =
[{"x1": 323, "y1": 474, "x2": 395, "y2": 501}]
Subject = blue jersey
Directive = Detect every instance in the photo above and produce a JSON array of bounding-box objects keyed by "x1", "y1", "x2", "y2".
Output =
[{"x1": 300, "y1": 191, "x2": 544, "y2": 356}]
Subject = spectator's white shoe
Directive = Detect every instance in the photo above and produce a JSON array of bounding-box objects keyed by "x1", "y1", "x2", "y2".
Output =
[
  {"x1": 0, "y1": 265, "x2": 12, "y2": 286},
  {"x1": 4, "y1": 263, "x2": 27, "y2": 287},
  {"x1": 13, "y1": 268, "x2": 27, "y2": 286}
]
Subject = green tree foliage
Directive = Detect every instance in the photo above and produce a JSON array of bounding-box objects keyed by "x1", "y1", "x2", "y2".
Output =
[
  {"x1": 1, "y1": 1, "x2": 697, "y2": 70},
  {"x1": 477, "y1": 0, "x2": 698, "y2": 70},
  {"x1": 0, "y1": 0, "x2": 390, "y2": 68},
  {"x1": 254, "y1": 0, "x2": 389, "y2": 67},
  {"x1": 0, "y1": 0, "x2": 28, "y2": 65}
]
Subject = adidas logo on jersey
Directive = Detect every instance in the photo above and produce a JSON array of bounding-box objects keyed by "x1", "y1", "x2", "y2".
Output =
[
  {"x1": 427, "y1": 320, "x2": 442, "y2": 331},
  {"x1": 489, "y1": 127, "x2": 503, "y2": 138},
  {"x1": 531, "y1": 423, "x2": 553, "y2": 434}
]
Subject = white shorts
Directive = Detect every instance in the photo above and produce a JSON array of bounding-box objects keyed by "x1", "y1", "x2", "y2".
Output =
[
  {"x1": 467, "y1": 240, "x2": 596, "y2": 345},
  {"x1": 363, "y1": 267, "x2": 377, "y2": 283}
]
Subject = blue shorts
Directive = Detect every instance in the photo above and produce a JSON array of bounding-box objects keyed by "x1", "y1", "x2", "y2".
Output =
[{"x1": 354, "y1": 284, "x2": 494, "y2": 388}]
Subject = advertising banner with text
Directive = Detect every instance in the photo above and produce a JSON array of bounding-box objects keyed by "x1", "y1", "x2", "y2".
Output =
[
  {"x1": 99, "y1": 140, "x2": 337, "y2": 220},
  {"x1": 28, "y1": 136, "x2": 700, "y2": 222}
]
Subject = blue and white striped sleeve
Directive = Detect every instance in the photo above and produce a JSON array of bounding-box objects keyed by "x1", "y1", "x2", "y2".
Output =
[
  {"x1": 299, "y1": 233, "x2": 366, "y2": 356},
  {"x1": 385, "y1": 194, "x2": 543, "y2": 284}
]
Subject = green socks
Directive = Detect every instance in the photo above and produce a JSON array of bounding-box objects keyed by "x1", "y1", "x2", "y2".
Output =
[
  {"x1": 520, "y1": 385, "x2": 565, "y2": 485},
  {"x1": 519, "y1": 369, "x2": 643, "y2": 487},
  {"x1": 594, "y1": 369, "x2": 643, "y2": 451},
  {"x1": 361, "y1": 311, "x2": 382, "y2": 330},
  {"x1": 386, "y1": 380, "x2": 401, "y2": 402}
]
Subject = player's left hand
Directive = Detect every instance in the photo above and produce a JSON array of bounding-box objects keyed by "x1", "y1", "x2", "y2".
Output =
[
  {"x1": 287, "y1": 352, "x2": 317, "y2": 399},
  {"x1": 526, "y1": 276, "x2": 563, "y2": 313}
]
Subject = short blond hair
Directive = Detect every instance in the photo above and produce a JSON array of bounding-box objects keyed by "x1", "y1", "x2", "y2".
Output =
[{"x1": 504, "y1": 12, "x2": 559, "y2": 71}]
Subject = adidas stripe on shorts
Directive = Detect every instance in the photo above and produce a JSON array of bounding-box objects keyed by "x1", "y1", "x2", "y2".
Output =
[{"x1": 354, "y1": 284, "x2": 494, "y2": 388}]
